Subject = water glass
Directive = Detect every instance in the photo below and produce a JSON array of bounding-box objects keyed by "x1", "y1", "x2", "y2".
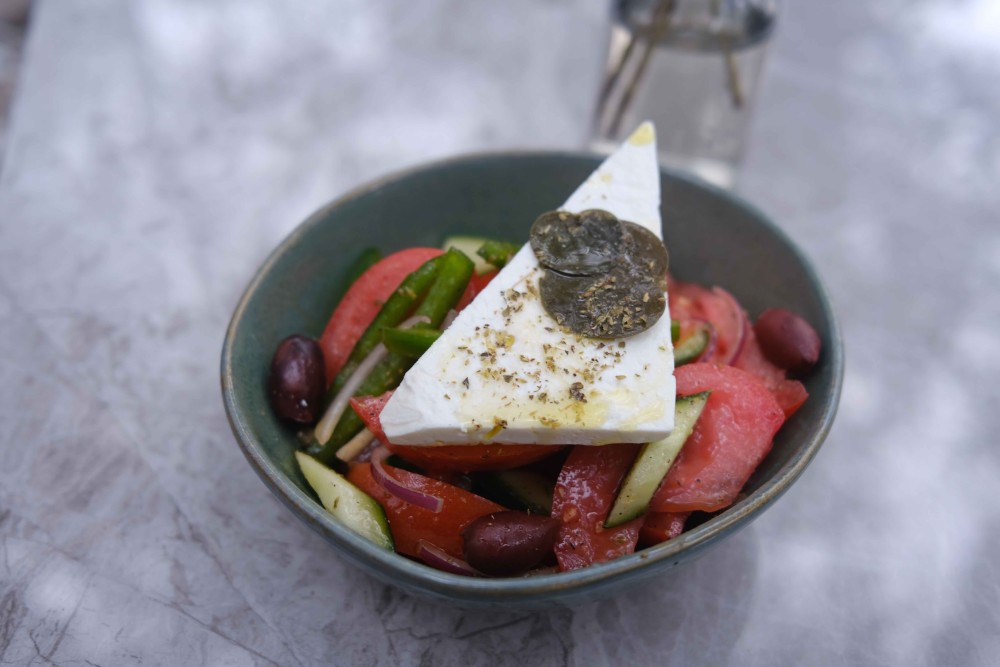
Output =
[{"x1": 592, "y1": 0, "x2": 779, "y2": 188}]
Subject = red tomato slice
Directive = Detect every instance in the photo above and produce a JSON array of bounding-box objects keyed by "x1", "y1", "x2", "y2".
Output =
[
  {"x1": 667, "y1": 277, "x2": 710, "y2": 321},
  {"x1": 387, "y1": 443, "x2": 561, "y2": 474},
  {"x1": 772, "y1": 379, "x2": 809, "y2": 417},
  {"x1": 639, "y1": 512, "x2": 690, "y2": 548},
  {"x1": 319, "y1": 248, "x2": 443, "y2": 383},
  {"x1": 551, "y1": 444, "x2": 643, "y2": 571},
  {"x1": 675, "y1": 318, "x2": 718, "y2": 363},
  {"x1": 733, "y1": 318, "x2": 809, "y2": 417},
  {"x1": 350, "y1": 392, "x2": 560, "y2": 472},
  {"x1": 347, "y1": 462, "x2": 502, "y2": 559},
  {"x1": 650, "y1": 363, "x2": 785, "y2": 513},
  {"x1": 456, "y1": 270, "x2": 498, "y2": 311},
  {"x1": 668, "y1": 278, "x2": 746, "y2": 364},
  {"x1": 350, "y1": 392, "x2": 394, "y2": 441}
]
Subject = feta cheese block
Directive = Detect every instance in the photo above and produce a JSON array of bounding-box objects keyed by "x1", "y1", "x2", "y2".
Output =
[{"x1": 380, "y1": 122, "x2": 676, "y2": 445}]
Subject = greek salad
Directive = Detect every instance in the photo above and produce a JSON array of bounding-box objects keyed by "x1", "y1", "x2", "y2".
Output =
[{"x1": 266, "y1": 124, "x2": 821, "y2": 577}]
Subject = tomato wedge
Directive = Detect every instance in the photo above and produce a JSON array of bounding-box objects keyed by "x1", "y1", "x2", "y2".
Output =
[
  {"x1": 671, "y1": 277, "x2": 808, "y2": 417},
  {"x1": 552, "y1": 444, "x2": 643, "y2": 571},
  {"x1": 350, "y1": 392, "x2": 560, "y2": 472},
  {"x1": 668, "y1": 278, "x2": 747, "y2": 364},
  {"x1": 347, "y1": 462, "x2": 502, "y2": 559},
  {"x1": 456, "y1": 270, "x2": 498, "y2": 311},
  {"x1": 639, "y1": 512, "x2": 690, "y2": 548},
  {"x1": 733, "y1": 316, "x2": 809, "y2": 417},
  {"x1": 349, "y1": 392, "x2": 394, "y2": 440},
  {"x1": 650, "y1": 363, "x2": 784, "y2": 513},
  {"x1": 319, "y1": 247, "x2": 443, "y2": 382}
]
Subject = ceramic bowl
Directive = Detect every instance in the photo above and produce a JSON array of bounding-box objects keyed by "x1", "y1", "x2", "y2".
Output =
[{"x1": 221, "y1": 153, "x2": 843, "y2": 609}]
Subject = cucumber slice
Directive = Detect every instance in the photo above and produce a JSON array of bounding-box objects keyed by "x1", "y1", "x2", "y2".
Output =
[
  {"x1": 604, "y1": 392, "x2": 710, "y2": 528},
  {"x1": 295, "y1": 452, "x2": 394, "y2": 550},
  {"x1": 475, "y1": 470, "x2": 554, "y2": 515},
  {"x1": 674, "y1": 324, "x2": 712, "y2": 366},
  {"x1": 442, "y1": 235, "x2": 494, "y2": 275}
]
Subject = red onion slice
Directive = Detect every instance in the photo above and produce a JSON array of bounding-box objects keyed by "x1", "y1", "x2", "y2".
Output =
[
  {"x1": 711, "y1": 287, "x2": 748, "y2": 365},
  {"x1": 370, "y1": 447, "x2": 444, "y2": 513},
  {"x1": 315, "y1": 343, "x2": 388, "y2": 445},
  {"x1": 415, "y1": 539, "x2": 481, "y2": 577},
  {"x1": 693, "y1": 319, "x2": 718, "y2": 363},
  {"x1": 314, "y1": 315, "x2": 431, "y2": 445},
  {"x1": 335, "y1": 427, "x2": 376, "y2": 463},
  {"x1": 441, "y1": 308, "x2": 459, "y2": 331},
  {"x1": 729, "y1": 311, "x2": 754, "y2": 366}
]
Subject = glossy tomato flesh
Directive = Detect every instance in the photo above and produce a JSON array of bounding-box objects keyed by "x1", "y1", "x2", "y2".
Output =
[
  {"x1": 552, "y1": 443, "x2": 643, "y2": 571},
  {"x1": 347, "y1": 462, "x2": 502, "y2": 559},
  {"x1": 733, "y1": 318, "x2": 809, "y2": 417},
  {"x1": 456, "y1": 270, "x2": 498, "y2": 311},
  {"x1": 670, "y1": 277, "x2": 808, "y2": 417},
  {"x1": 639, "y1": 511, "x2": 690, "y2": 548},
  {"x1": 668, "y1": 279, "x2": 745, "y2": 364},
  {"x1": 650, "y1": 363, "x2": 785, "y2": 513}
]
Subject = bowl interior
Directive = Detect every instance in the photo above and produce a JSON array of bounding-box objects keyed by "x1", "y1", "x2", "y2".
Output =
[{"x1": 222, "y1": 153, "x2": 842, "y2": 608}]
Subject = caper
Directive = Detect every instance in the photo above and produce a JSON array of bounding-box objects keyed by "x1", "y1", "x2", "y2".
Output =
[
  {"x1": 268, "y1": 335, "x2": 326, "y2": 424},
  {"x1": 530, "y1": 209, "x2": 625, "y2": 276}
]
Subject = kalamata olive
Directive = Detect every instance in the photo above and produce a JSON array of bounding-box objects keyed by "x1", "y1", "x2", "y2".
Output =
[
  {"x1": 530, "y1": 209, "x2": 625, "y2": 276},
  {"x1": 754, "y1": 308, "x2": 821, "y2": 373},
  {"x1": 461, "y1": 511, "x2": 561, "y2": 576},
  {"x1": 268, "y1": 335, "x2": 326, "y2": 424}
]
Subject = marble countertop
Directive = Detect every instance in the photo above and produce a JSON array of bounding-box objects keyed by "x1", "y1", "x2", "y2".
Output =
[{"x1": 1, "y1": 1, "x2": 997, "y2": 665}]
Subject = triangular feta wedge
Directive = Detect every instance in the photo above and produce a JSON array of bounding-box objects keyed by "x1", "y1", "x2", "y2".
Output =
[{"x1": 381, "y1": 122, "x2": 675, "y2": 445}]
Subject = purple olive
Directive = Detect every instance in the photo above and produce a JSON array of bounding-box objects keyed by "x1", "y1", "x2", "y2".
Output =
[
  {"x1": 268, "y1": 335, "x2": 326, "y2": 424},
  {"x1": 462, "y1": 511, "x2": 561, "y2": 576},
  {"x1": 754, "y1": 308, "x2": 821, "y2": 374}
]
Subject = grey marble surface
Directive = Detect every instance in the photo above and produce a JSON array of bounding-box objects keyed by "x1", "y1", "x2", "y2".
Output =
[{"x1": 1, "y1": 1, "x2": 998, "y2": 665}]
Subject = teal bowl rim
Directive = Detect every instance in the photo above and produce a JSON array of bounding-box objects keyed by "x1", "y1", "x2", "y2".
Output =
[{"x1": 221, "y1": 151, "x2": 844, "y2": 605}]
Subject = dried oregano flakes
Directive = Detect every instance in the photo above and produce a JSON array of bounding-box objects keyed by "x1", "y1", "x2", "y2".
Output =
[{"x1": 530, "y1": 209, "x2": 668, "y2": 339}]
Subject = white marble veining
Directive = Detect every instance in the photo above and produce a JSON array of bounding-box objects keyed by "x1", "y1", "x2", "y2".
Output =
[{"x1": 0, "y1": 1, "x2": 997, "y2": 665}]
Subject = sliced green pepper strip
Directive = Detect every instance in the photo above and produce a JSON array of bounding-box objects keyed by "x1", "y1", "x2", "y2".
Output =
[
  {"x1": 476, "y1": 240, "x2": 520, "y2": 269},
  {"x1": 382, "y1": 326, "x2": 441, "y2": 358},
  {"x1": 671, "y1": 319, "x2": 680, "y2": 344},
  {"x1": 310, "y1": 249, "x2": 475, "y2": 463},
  {"x1": 327, "y1": 256, "x2": 443, "y2": 398},
  {"x1": 411, "y1": 248, "x2": 475, "y2": 326}
]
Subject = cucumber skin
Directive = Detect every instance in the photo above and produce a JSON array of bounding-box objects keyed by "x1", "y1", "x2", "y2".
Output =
[
  {"x1": 442, "y1": 235, "x2": 494, "y2": 275},
  {"x1": 295, "y1": 452, "x2": 394, "y2": 551},
  {"x1": 674, "y1": 325, "x2": 711, "y2": 366},
  {"x1": 604, "y1": 392, "x2": 710, "y2": 528}
]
